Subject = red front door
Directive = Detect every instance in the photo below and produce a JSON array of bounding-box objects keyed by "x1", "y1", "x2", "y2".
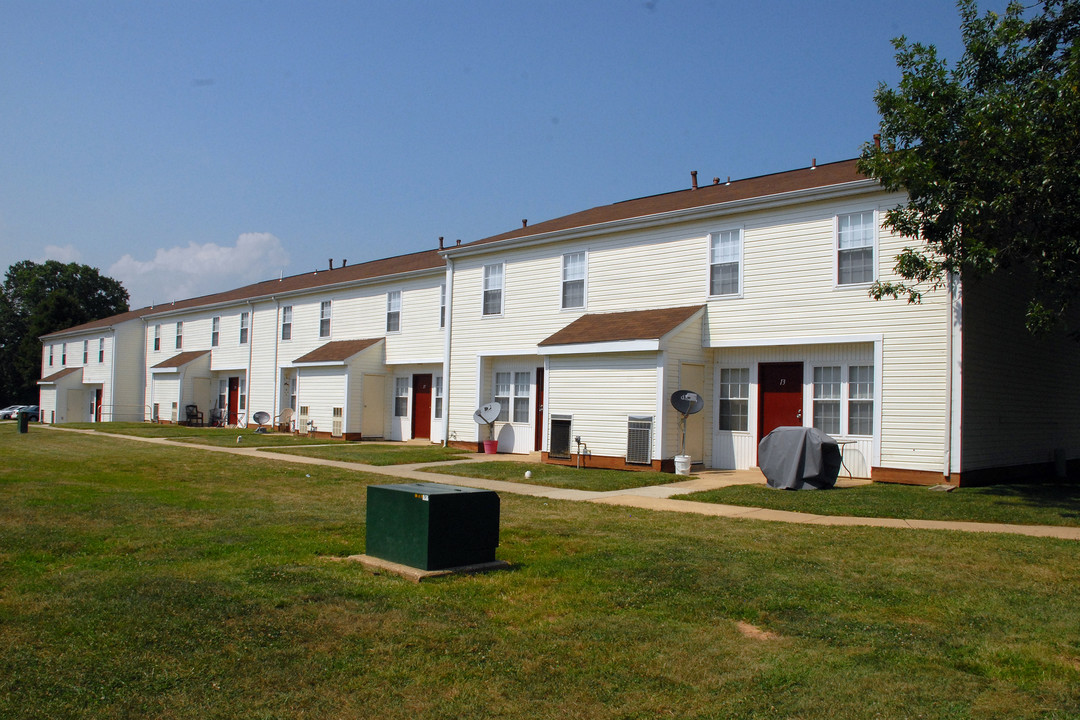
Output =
[
  {"x1": 758, "y1": 362, "x2": 804, "y2": 444},
  {"x1": 411, "y1": 374, "x2": 432, "y2": 439},
  {"x1": 227, "y1": 377, "x2": 240, "y2": 426},
  {"x1": 534, "y1": 367, "x2": 545, "y2": 451}
]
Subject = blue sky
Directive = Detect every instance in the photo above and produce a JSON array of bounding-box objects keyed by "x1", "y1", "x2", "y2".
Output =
[{"x1": 1, "y1": 0, "x2": 978, "y2": 308}]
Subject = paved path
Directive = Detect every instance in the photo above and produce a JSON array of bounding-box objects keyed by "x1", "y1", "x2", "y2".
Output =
[{"x1": 43, "y1": 426, "x2": 1080, "y2": 541}]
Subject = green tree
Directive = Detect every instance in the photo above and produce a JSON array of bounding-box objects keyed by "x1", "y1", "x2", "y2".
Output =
[
  {"x1": 859, "y1": 0, "x2": 1080, "y2": 332},
  {"x1": 0, "y1": 261, "x2": 129, "y2": 403}
]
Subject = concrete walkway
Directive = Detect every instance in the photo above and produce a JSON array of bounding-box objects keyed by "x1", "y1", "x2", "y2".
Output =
[{"x1": 42, "y1": 426, "x2": 1080, "y2": 541}]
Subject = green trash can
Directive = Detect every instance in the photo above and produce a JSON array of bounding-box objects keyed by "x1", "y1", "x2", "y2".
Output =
[{"x1": 17, "y1": 411, "x2": 29, "y2": 434}]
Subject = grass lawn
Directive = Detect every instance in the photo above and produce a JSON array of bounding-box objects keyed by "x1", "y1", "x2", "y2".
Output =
[
  {"x1": 429, "y1": 461, "x2": 685, "y2": 492},
  {"x1": 265, "y1": 443, "x2": 473, "y2": 465},
  {"x1": 61, "y1": 421, "x2": 333, "y2": 447},
  {"x1": 3, "y1": 424, "x2": 1080, "y2": 719},
  {"x1": 684, "y1": 481, "x2": 1080, "y2": 528}
]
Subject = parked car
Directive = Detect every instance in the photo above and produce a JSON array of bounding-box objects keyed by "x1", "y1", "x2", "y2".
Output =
[
  {"x1": 19, "y1": 405, "x2": 40, "y2": 421},
  {"x1": 0, "y1": 405, "x2": 25, "y2": 420}
]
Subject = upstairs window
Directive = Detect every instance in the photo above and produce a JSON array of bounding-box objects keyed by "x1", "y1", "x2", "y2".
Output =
[
  {"x1": 837, "y1": 211, "x2": 876, "y2": 285},
  {"x1": 48, "y1": 345, "x2": 53, "y2": 367},
  {"x1": 175, "y1": 321, "x2": 183, "y2": 350},
  {"x1": 83, "y1": 340, "x2": 89, "y2": 364},
  {"x1": 211, "y1": 317, "x2": 220, "y2": 347},
  {"x1": 239, "y1": 312, "x2": 250, "y2": 345},
  {"x1": 153, "y1": 325, "x2": 161, "y2": 351},
  {"x1": 483, "y1": 264, "x2": 504, "y2": 316},
  {"x1": 386, "y1": 291, "x2": 401, "y2": 333},
  {"x1": 710, "y1": 229, "x2": 742, "y2": 296},
  {"x1": 319, "y1": 301, "x2": 331, "y2": 338},
  {"x1": 561, "y1": 252, "x2": 586, "y2": 309},
  {"x1": 281, "y1": 306, "x2": 292, "y2": 341},
  {"x1": 62, "y1": 343, "x2": 67, "y2": 365},
  {"x1": 98, "y1": 338, "x2": 104, "y2": 363},
  {"x1": 439, "y1": 284, "x2": 446, "y2": 328}
]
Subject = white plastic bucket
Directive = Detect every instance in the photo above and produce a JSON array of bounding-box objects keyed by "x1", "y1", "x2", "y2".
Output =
[{"x1": 674, "y1": 454, "x2": 692, "y2": 475}]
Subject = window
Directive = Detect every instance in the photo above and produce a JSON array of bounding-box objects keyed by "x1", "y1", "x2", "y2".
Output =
[
  {"x1": 98, "y1": 338, "x2": 104, "y2": 363},
  {"x1": 281, "y1": 306, "x2": 292, "y2": 341},
  {"x1": 386, "y1": 291, "x2": 401, "y2": 333},
  {"x1": 153, "y1": 325, "x2": 160, "y2": 351},
  {"x1": 494, "y1": 372, "x2": 511, "y2": 422},
  {"x1": 813, "y1": 366, "x2": 842, "y2": 435},
  {"x1": 837, "y1": 211, "x2": 875, "y2": 285},
  {"x1": 394, "y1": 377, "x2": 409, "y2": 417},
  {"x1": 514, "y1": 372, "x2": 530, "y2": 423},
  {"x1": 48, "y1": 345, "x2": 53, "y2": 367},
  {"x1": 319, "y1": 301, "x2": 331, "y2": 338},
  {"x1": 718, "y1": 368, "x2": 750, "y2": 431},
  {"x1": 493, "y1": 370, "x2": 530, "y2": 423},
  {"x1": 848, "y1": 365, "x2": 874, "y2": 436},
  {"x1": 218, "y1": 380, "x2": 227, "y2": 413},
  {"x1": 561, "y1": 252, "x2": 586, "y2": 309},
  {"x1": 483, "y1": 263, "x2": 503, "y2": 316},
  {"x1": 83, "y1": 340, "x2": 88, "y2": 364},
  {"x1": 211, "y1": 317, "x2": 219, "y2": 347},
  {"x1": 62, "y1": 343, "x2": 66, "y2": 365},
  {"x1": 175, "y1": 321, "x2": 183, "y2": 350},
  {"x1": 239, "y1": 378, "x2": 247, "y2": 411},
  {"x1": 710, "y1": 229, "x2": 742, "y2": 296},
  {"x1": 239, "y1": 312, "x2": 249, "y2": 344},
  {"x1": 439, "y1": 284, "x2": 446, "y2": 328},
  {"x1": 434, "y1": 376, "x2": 443, "y2": 419}
]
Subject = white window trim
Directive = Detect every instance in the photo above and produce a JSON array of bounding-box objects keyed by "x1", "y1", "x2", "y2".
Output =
[
  {"x1": 707, "y1": 228, "x2": 744, "y2": 299},
  {"x1": 809, "y1": 362, "x2": 875, "y2": 439},
  {"x1": 281, "y1": 306, "x2": 292, "y2": 341},
  {"x1": 386, "y1": 291, "x2": 402, "y2": 334},
  {"x1": 834, "y1": 209, "x2": 879, "y2": 289},
  {"x1": 482, "y1": 262, "x2": 505, "y2": 318},
  {"x1": 319, "y1": 301, "x2": 332, "y2": 338},
  {"x1": 560, "y1": 251, "x2": 588, "y2": 311}
]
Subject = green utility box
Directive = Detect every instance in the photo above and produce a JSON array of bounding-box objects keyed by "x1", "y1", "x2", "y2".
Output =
[{"x1": 365, "y1": 483, "x2": 500, "y2": 571}]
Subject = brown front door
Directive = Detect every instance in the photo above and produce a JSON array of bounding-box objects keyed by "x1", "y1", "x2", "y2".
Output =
[
  {"x1": 534, "y1": 367, "x2": 544, "y2": 451},
  {"x1": 758, "y1": 362, "x2": 804, "y2": 445},
  {"x1": 94, "y1": 389, "x2": 102, "y2": 422},
  {"x1": 227, "y1": 377, "x2": 240, "y2": 426},
  {"x1": 411, "y1": 374, "x2": 432, "y2": 439}
]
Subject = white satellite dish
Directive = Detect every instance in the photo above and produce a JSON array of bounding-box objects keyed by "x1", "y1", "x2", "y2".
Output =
[{"x1": 473, "y1": 402, "x2": 501, "y2": 425}]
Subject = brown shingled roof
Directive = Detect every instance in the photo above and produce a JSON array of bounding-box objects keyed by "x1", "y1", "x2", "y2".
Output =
[
  {"x1": 293, "y1": 338, "x2": 383, "y2": 364},
  {"x1": 41, "y1": 248, "x2": 445, "y2": 339},
  {"x1": 151, "y1": 350, "x2": 211, "y2": 369},
  {"x1": 464, "y1": 158, "x2": 865, "y2": 249},
  {"x1": 539, "y1": 306, "x2": 704, "y2": 347},
  {"x1": 38, "y1": 367, "x2": 82, "y2": 383}
]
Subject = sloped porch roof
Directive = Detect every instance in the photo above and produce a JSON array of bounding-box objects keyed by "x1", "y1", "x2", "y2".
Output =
[{"x1": 538, "y1": 305, "x2": 705, "y2": 354}]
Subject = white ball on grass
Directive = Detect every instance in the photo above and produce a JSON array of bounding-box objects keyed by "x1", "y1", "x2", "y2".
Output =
[{"x1": 524, "y1": 470, "x2": 532, "y2": 479}]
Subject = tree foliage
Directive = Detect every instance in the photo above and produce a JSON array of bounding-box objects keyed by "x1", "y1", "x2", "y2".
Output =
[
  {"x1": 0, "y1": 261, "x2": 129, "y2": 402},
  {"x1": 859, "y1": 0, "x2": 1080, "y2": 332}
]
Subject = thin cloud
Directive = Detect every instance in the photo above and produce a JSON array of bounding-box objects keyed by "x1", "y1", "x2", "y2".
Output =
[
  {"x1": 110, "y1": 233, "x2": 290, "y2": 308},
  {"x1": 38, "y1": 244, "x2": 83, "y2": 264}
]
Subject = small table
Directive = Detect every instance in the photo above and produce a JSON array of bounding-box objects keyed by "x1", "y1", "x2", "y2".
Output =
[{"x1": 835, "y1": 440, "x2": 856, "y2": 479}]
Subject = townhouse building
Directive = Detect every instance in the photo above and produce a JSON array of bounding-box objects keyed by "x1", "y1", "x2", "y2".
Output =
[{"x1": 39, "y1": 158, "x2": 1080, "y2": 485}]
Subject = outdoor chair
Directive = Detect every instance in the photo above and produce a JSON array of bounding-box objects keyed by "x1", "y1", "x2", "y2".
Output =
[
  {"x1": 209, "y1": 407, "x2": 227, "y2": 427},
  {"x1": 275, "y1": 407, "x2": 295, "y2": 433},
  {"x1": 184, "y1": 404, "x2": 204, "y2": 427}
]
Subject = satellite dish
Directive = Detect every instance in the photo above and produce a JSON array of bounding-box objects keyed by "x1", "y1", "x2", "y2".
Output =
[
  {"x1": 473, "y1": 402, "x2": 501, "y2": 425},
  {"x1": 252, "y1": 411, "x2": 271, "y2": 425},
  {"x1": 670, "y1": 390, "x2": 704, "y2": 416}
]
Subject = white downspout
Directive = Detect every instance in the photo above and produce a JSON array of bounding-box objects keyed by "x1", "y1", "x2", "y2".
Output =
[
  {"x1": 944, "y1": 272, "x2": 958, "y2": 481},
  {"x1": 245, "y1": 300, "x2": 255, "y2": 427},
  {"x1": 441, "y1": 256, "x2": 454, "y2": 446},
  {"x1": 271, "y1": 297, "x2": 280, "y2": 421}
]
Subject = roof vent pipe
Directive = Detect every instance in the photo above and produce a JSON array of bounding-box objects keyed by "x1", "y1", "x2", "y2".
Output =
[
  {"x1": 811, "y1": 158, "x2": 817, "y2": 169},
  {"x1": 456, "y1": 239, "x2": 461, "y2": 246},
  {"x1": 342, "y1": 259, "x2": 347, "y2": 267},
  {"x1": 329, "y1": 258, "x2": 334, "y2": 270},
  {"x1": 726, "y1": 176, "x2": 731, "y2": 185},
  {"x1": 690, "y1": 170, "x2": 698, "y2": 190},
  {"x1": 439, "y1": 236, "x2": 444, "y2": 250},
  {"x1": 713, "y1": 177, "x2": 720, "y2": 185},
  {"x1": 522, "y1": 219, "x2": 528, "y2": 227}
]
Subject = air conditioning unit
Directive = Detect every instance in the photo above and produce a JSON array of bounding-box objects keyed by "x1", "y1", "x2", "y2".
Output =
[
  {"x1": 626, "y1": 416, "x2": 653, "y2": 465},
  {"x1": 332, "y1": 407, "x2": 343, "y2": 438},
  {"x1": 298, "y1": 405, "x2": 309, "y2": 435},
  {"x1": 170, "y1": 402, "x2": 178, "y2": 423}
]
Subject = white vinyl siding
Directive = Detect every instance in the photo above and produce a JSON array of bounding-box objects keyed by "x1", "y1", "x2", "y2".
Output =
[
  {"x1": 482, "y1": 263, "x2": 503, "y2": 316},
  {"x1": 837, "y1": 211, "x2": 876, "y2": 285},
  {"x1": 709, "y1": 229, "x2": 742, "y2": 296},
  {"x1": 561, "y1": 252, "x2": 586, "y2": 309}
]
